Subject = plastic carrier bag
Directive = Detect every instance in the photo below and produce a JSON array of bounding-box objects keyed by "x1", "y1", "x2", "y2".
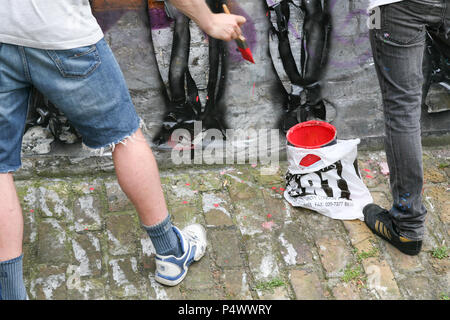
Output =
[{"x1": 284, "y1": 139, "x2": 373, "y2": 220}]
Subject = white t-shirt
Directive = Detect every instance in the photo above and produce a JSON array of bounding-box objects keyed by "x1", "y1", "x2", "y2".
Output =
[
  {"x1": 0, "y1": 0, "x2": 104, "y2": 50},
  {"x1": 369, "y1": 0, "x2": 403, "y2": 10}
]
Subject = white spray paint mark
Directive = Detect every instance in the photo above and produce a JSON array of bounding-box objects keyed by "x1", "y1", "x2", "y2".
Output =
[
  {"x1": 24, "y1": 186, "x2": 37, "y2": 205},
  {"x1": 171, "y1": 185, "x2": 197, "y2": 199},
  {"x1": 239, "y1": 272, "x2": 253, "y2": 299},
  {"x1": 258, "y1": 255, "x2": 278, "y2": 280},
  {"x1": 38, "y1": 186, "x2": 73, "y2": 220},
  {"x1": 107, "y1": 230, "x2": 129, "y2": 256},
  {"x1": 425, "y1": 196, "x2": 435, "y2": 212},
  {"x1": 131, "y1": 257, "x2": 138, "y2": 273},
  {"x1": 202, "y1": 193, "x2": 230, "y2": 217},
  {"x1": 149, "y1": 276, "x2": 169, "y2": 300},
  {"x1": 31, "y1": 274, "x2": 65, "y2": 300},
  {"x1": 236, "y1": 208, "x2": 263, "y2": 236},
  {"x1": 87, "y1": 233, "x2": 101, "y2": 251},
  {"x1": 109, "y1": 259, "x2": 138, "y2": 297},
  {"x1": 71, "y1": 240, "x2": 91, "y2": 277},
  {"x1": 47, "y1": 219, "x2": 66, "y2": 246},
  {"x1": 66, "y1": 265, "x2": 82, "y2": 290},
  {"x1": 283, "y1": 201, "x2": 293, "y2": 222},
  {"x1": 141, "y1": 237, "x2": 156, "y2": 257},
  {"x1": 23, "y1": 187, "x2": 38, "y2": 242},
  {"x1": 76, "y1": 196, "x2": 102, "y2": 226},
  {"x1": 278, "y1": 233, "x2": 297, "y2": 265}
]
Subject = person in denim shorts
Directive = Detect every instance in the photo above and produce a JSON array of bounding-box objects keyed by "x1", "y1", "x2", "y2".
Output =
[
  {"x1": 0, "y1": 0, "x2": 246, "y2": 299},
  {"x1": 363, "y1": 0, "x2": 449, "y2": 255}
]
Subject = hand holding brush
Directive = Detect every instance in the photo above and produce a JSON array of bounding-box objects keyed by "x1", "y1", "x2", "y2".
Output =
[{"x1": 222, "y1": 4, "x2": 255, "y2": 64}]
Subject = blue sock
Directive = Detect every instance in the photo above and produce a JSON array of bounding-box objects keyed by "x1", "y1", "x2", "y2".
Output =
[
  {"x1": 142, "y1": 214, "x2": 183, "y2": 257},
  {"x1": 0, "y1": 254, "x2": 27, "y2": 300}
]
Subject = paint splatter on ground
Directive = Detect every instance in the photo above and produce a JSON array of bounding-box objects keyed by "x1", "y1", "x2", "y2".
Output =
[
  {"x1": 379, "y1": 161, "x2": 390, "y2": 175},
  {"x1": 16, "y1": 146, "x2": 449, "y2": 300},
  {"x1": 262, "y1": 221, "x2": 275, "y2": 231}
]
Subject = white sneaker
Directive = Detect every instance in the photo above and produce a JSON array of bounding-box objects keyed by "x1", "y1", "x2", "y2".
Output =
[{"x1": 154, "y1": 224, "x2": 207, "y2": 286}]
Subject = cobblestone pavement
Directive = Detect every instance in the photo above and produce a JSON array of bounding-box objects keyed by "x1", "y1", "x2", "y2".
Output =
[{"x1": 14, "y1": 146, "x2": 449, "y2": 300}]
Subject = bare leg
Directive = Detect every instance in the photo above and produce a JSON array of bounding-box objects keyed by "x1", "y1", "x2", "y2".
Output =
[
  {"x1": 0, "y1": 173, "x2": 23, "y2": 262},
  {"x1": 112, "y1": 128, "x2": 168, "y2": 226},
  {"x1": 112, "y1": 128, "x2": 207, "y2": 285}
]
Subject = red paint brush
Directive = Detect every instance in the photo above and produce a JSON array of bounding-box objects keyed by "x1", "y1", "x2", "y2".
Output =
[{"x1": 222, "y1": 4, "x2": 255, "y2": 64}]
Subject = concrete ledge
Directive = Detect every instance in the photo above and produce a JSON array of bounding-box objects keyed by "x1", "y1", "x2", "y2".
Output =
[{"x1": 15, "y1": 132, "x2": 450, "y2": 180}]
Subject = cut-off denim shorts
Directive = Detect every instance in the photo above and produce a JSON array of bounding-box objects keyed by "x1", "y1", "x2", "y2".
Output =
[{"x1": 0, "y1": 38, "x2": 142, "y2": 173}]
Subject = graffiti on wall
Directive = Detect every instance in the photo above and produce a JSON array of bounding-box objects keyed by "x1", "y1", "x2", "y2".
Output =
[
  {"x1": 26, "y1": 0, "x2": 256, "y2": 149},
  {"x1": 265, "y1": 0, "x2": 334, "y2": 133},
  {"x1": 149, "y1": 0, "x2": 229, "y2": 146},
  {"x1": 149, "y1": 0, "x2": 259, "y2": 146},
  {"x1": 24, "y1": 0, "x2": 449, "y2": 153},
  {"x1": 25, "y1": 0, "x2": 148, "y2": 148}
]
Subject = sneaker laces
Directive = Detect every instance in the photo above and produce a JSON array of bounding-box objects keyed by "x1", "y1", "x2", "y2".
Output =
[{"x1": 182, "y1": 229, "x2": 200, "y2": 244}]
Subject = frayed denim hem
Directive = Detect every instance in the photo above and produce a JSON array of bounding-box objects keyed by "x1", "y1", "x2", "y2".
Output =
[
  {"x1": 81, "y1": 118, "x2": 148, "y2": 156},
  {"x1": 0, "y1": 165, "x2": 21, "y2": 174}
]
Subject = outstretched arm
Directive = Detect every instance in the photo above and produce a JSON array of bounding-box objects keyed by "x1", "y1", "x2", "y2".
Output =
[{"x1": 168, "y1": 0, "x2": 246, "y2": 41}]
